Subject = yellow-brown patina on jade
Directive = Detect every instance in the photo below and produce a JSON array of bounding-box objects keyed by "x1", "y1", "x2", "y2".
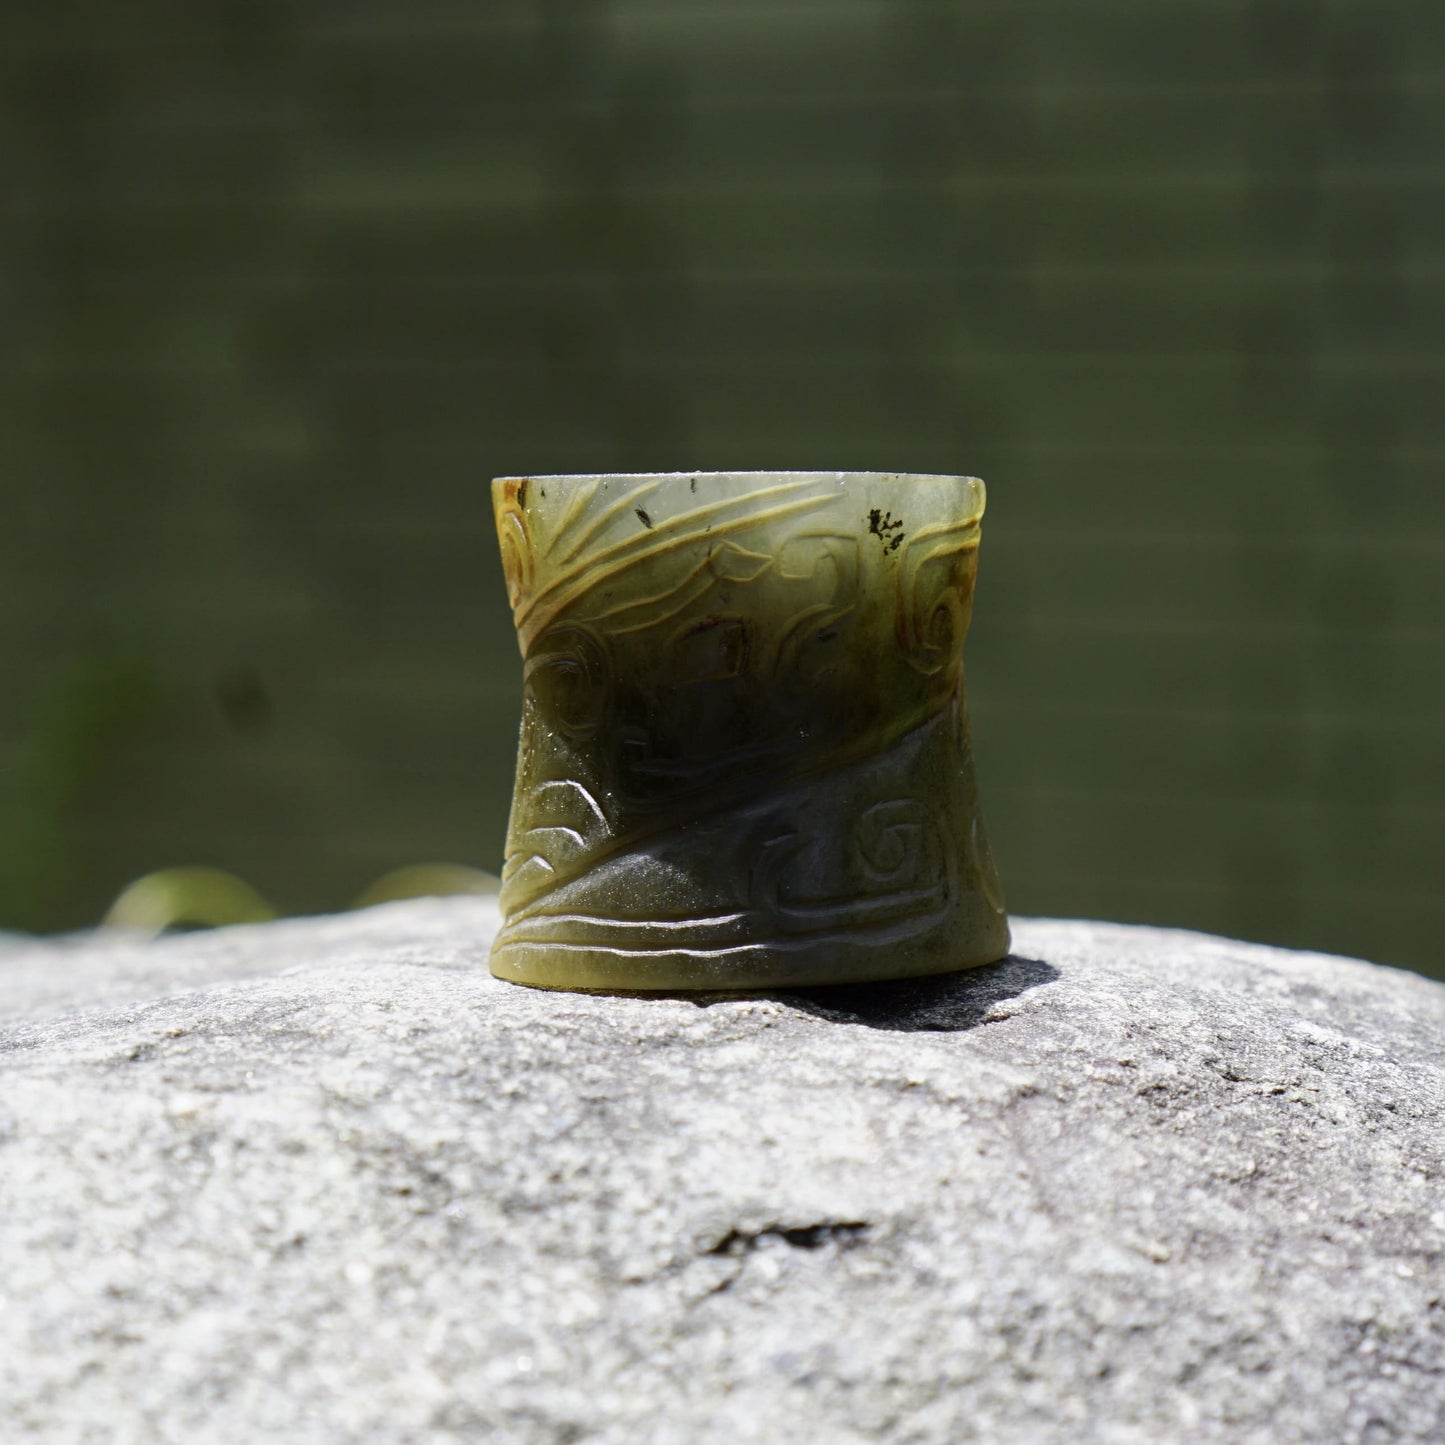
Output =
[{"x1": 490, "y1": 472, "x2": 1009, "y2": 991}]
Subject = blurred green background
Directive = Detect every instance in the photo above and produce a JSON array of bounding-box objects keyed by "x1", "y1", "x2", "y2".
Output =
[{"x1": 2, "y1": 0, "x2": 1441, "y2": 975}]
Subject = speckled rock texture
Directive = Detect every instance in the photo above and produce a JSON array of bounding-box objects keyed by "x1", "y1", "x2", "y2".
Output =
[{"x1": 2, "y1": 902, "x2": 1442, "y2": 1444}]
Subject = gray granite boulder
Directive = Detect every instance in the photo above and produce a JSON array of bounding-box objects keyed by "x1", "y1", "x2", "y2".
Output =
[{"x1": 1, "y1": 902, "x2": 1442, "y2": 1443}]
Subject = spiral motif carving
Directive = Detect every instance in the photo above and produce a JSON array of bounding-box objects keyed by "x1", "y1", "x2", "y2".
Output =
[
  {"x1": 524, "y1": 624, "x2": 609, "y2": 742},
  {"x1": 496, "y1": 493, "x2": 534, "y2": 613},
  {"x1": 894, "y1": 522, "x2": 979, "y2": 679},
  {"x1": 853, "y1": 798, "x2": 940, "y2": 888}
]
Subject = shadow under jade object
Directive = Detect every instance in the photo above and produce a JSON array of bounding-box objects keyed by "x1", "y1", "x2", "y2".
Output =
[{"x1": 490, "y1": 471, "x2": 1009, "y2": 991}]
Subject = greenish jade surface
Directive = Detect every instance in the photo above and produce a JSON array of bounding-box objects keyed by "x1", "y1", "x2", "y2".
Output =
[{"x1": 490, "y1": 471, "x2": 1009, "y2": 991}]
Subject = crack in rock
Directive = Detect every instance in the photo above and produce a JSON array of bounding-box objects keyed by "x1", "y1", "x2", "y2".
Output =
[{"x1": 706, "y1": 1222, "x2": 871, "y2": 1257}]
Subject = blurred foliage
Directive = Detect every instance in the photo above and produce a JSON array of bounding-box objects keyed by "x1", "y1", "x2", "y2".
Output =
[
  {"x1": 352, "y1": 864, "x2": 501, "y2": 909},
  {"x1": 103, "y1": 865, "x2": 277, "y2": 934},
  {"x1": 99, "y1": 861, "x2": 499, "y2": 935},
  {"x1": 0, "y1": 654, "x2": 157, "y2": 932}
]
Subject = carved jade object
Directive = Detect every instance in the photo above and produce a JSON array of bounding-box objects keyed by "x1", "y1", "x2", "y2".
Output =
[{"x1": 490, "y1": 471, "x2": 1009, "y2": 990}]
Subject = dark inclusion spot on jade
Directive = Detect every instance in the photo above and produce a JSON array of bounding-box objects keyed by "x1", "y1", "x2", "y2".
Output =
[
  {"x1": 867, "y1": 507, "x2": 906, "y2": 553},
  {"x1": 490, "y1": 471, "x2": 1009, "y2": 992}
]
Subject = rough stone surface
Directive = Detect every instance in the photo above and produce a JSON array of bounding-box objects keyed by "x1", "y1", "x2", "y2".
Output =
[{"x1": 2, "y1": 902, "x2": 1442, "y2": 1444}]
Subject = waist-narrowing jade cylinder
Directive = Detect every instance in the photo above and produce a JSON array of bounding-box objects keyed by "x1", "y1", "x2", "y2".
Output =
[{"x1": 490, "y1": 471, "x2": 1009, "y2": 990}]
